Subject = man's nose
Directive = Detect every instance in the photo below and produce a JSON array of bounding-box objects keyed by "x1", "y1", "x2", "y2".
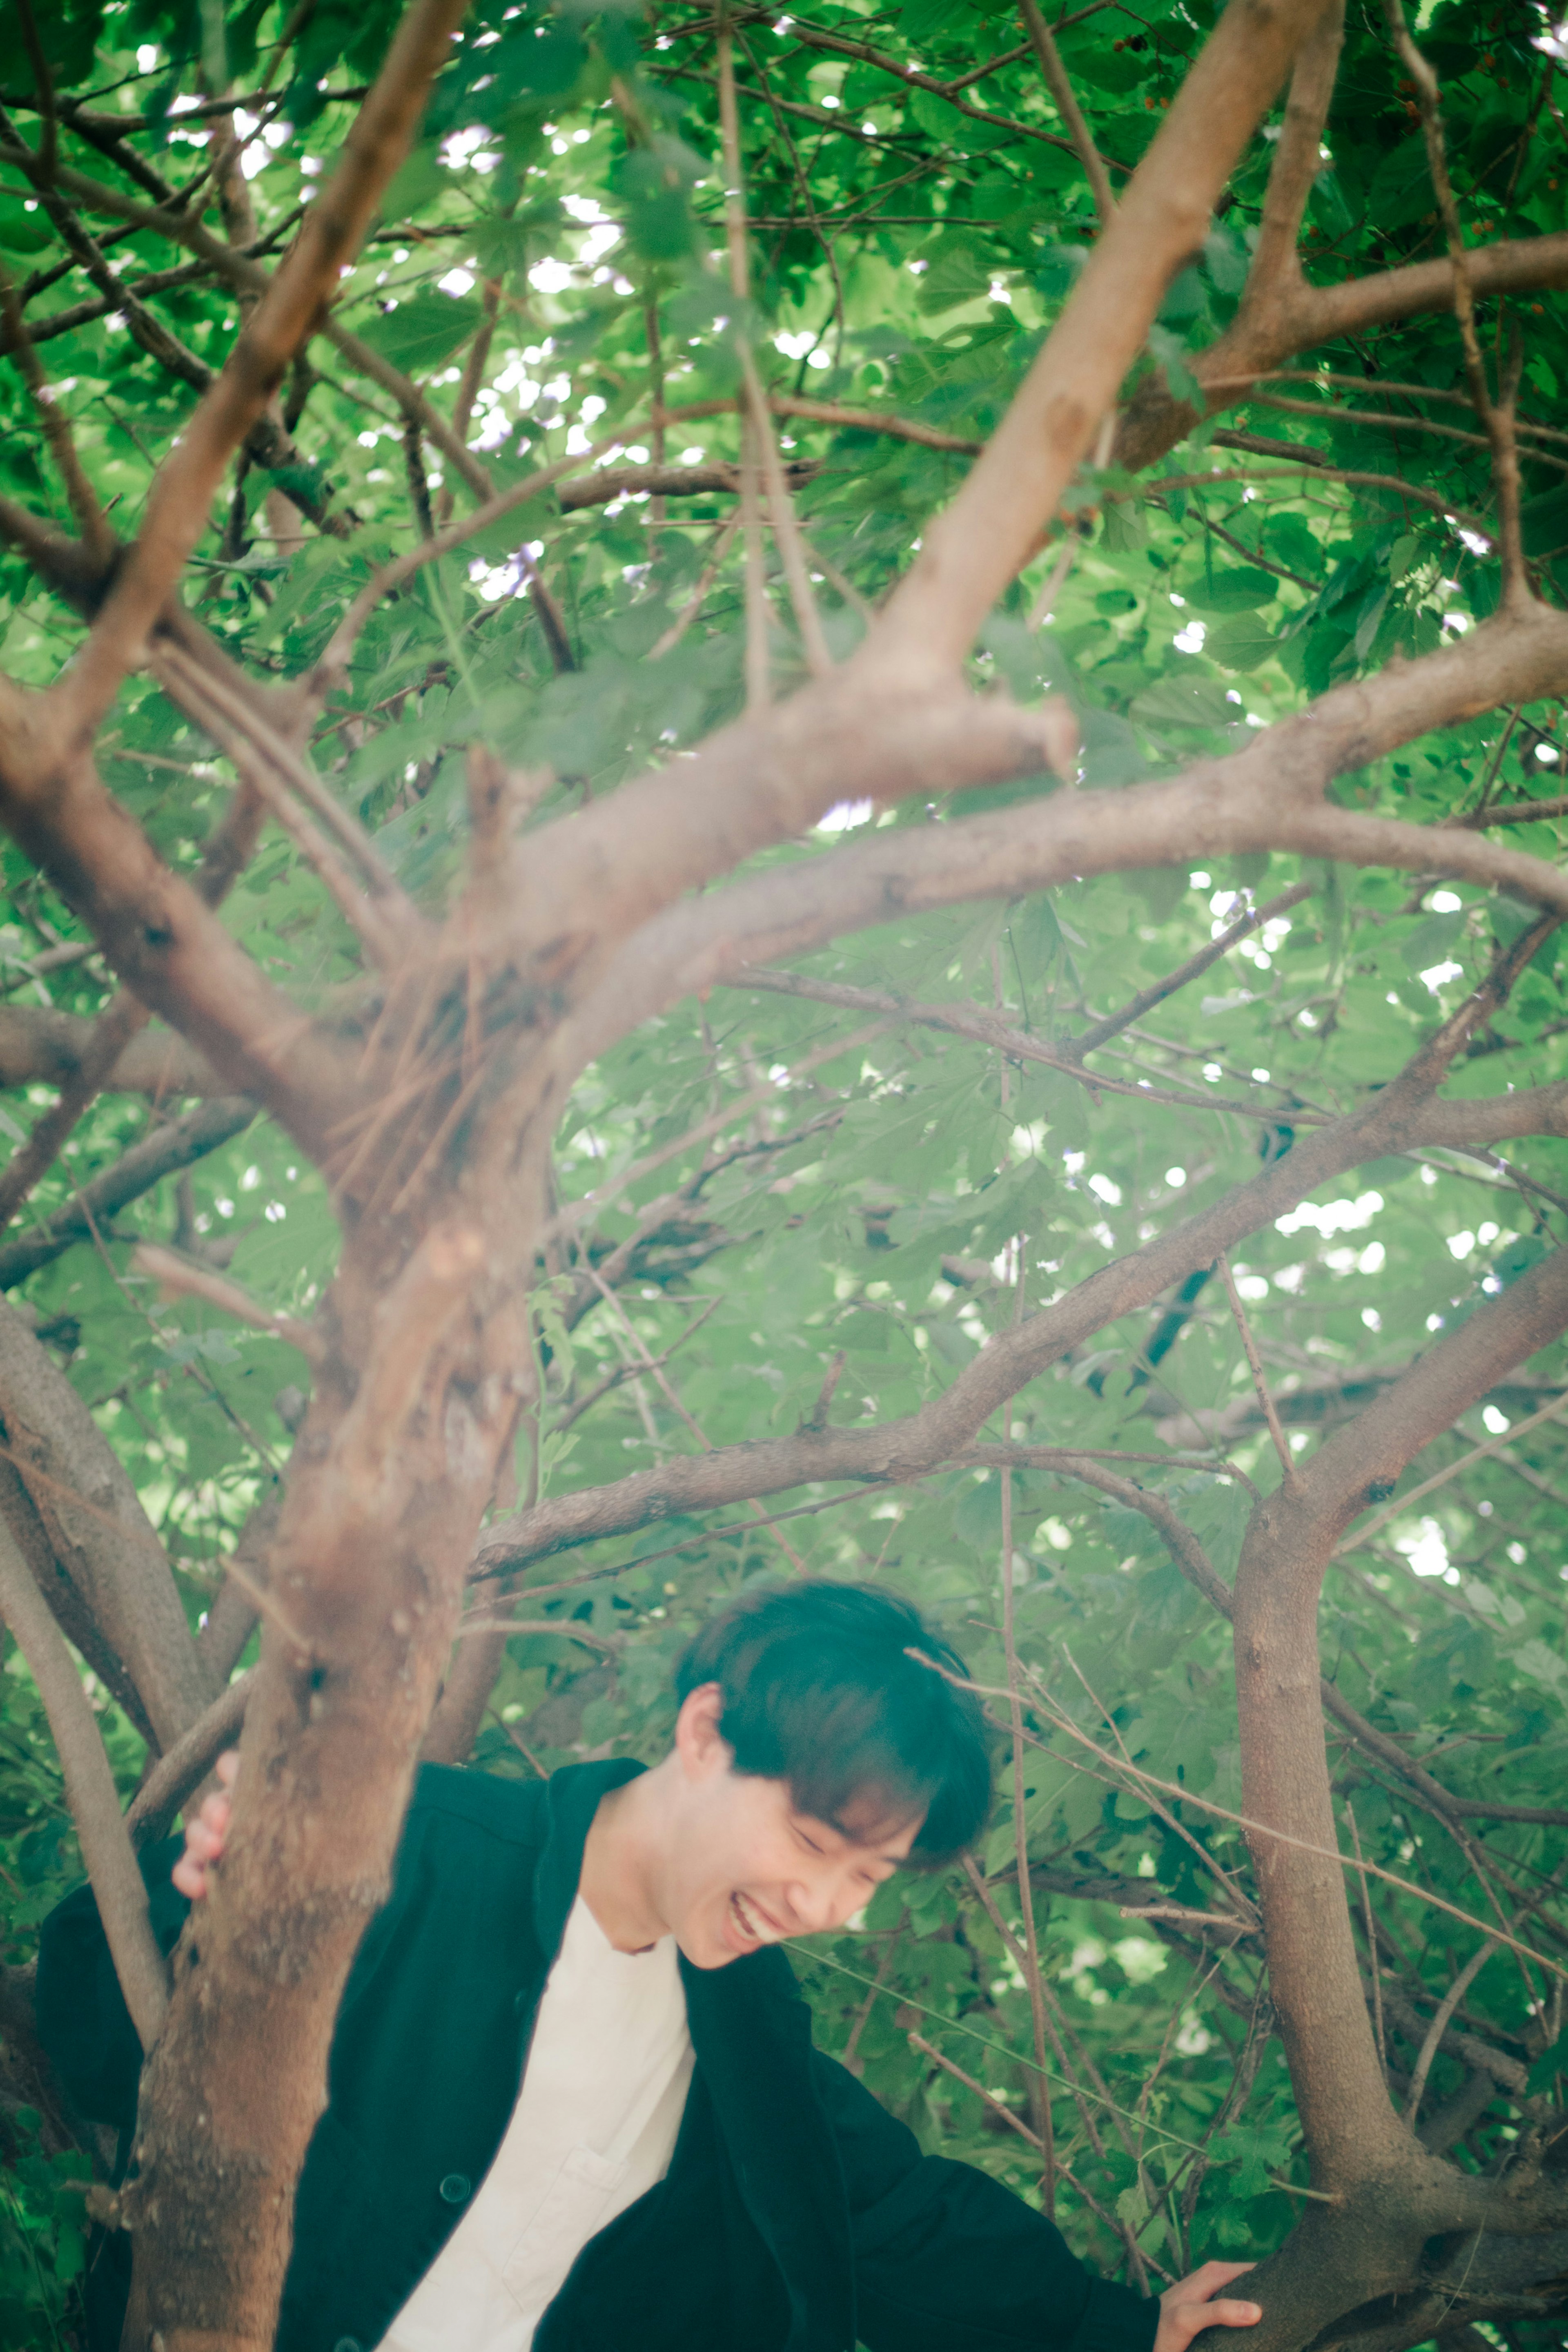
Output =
[{"x1": 788, "y1": 1871, "x2": 856, "y2": 1934}]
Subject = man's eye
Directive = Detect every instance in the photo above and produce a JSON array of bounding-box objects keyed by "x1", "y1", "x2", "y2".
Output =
[{"x1": 796, "y1": 1829, "x2": 823, "y2": 1854}]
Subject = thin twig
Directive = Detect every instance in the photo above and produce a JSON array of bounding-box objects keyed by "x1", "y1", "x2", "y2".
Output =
[
  {"x1": 0, "y1": 1512, "x2": 168, "y2": 2044},
  {"x1": 947, "y1": 1659, "x2": 1568, "y2": 1986},
  {"x1": 1000, "y1": 1466, "x2": 1055, "y2": 2211},
  {"x1": 1404, "y1": 1938, "x2": 1499, "y2": 2123},
  {"x1": 800, "y1": 1938, "x2": 1335, "y2": 2196},
  {"x1": 583, "y1": 1263, "x2": 808, "y2": 1572},
  {"x1": 1067, "y1": 882, "x2": 1312, "y2": 1059},
  {"x1": 0, "y1": 257, "x2": 113, "y2": 559},
  {"x1": 131, "y1": 1242, "x2": 323, "y2": 1363},
  {"x1": 1345, "y1": 1799, "x2": 1388, "y2": 2080},
  {"x1": 1217, "y1": 1251, "x2": 1300, "y2": 1491},
  {"x1": 907, "y1": 2029, "x2": 1044, "y2": 2153},
  {"x1": 962, "y1": 1855, "x2": 1113, "y2": 2164},
  {"x1": 717, "y1": 13, "x2": 772, "y2": 710},
  {"x1": 1017, "y1": 0, "x2": 1114, "y2": 226},
  {"x1": 741, "y1": 346, "x2": 833, "y2": 676},
  {"x1": 13, "y1": 0, "x2": 56, "y2": 185},
  {"x1": 534, "y1": 1017, "x2": 896, "y2": 1257},
  {"x1": 1382, "y1": 0, "x2": 1530, "y2": 609},
  {"x1": 1028, "y1": 533, "x2": 1080, "y2": 631},
  {"x1": 648, "y1": 519, "x2": 742, "y2": 659}
]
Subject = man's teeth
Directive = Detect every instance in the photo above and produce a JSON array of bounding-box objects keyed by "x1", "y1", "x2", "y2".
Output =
[{"x1": 731, "y1": 1891, "x2": 782, "y2": 1945}]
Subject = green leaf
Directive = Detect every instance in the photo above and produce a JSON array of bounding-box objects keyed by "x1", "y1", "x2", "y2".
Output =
[
  {"x1": 1368, "y1": 134, "x2": 1435, "y2": 232},
  {"x1": 1129, "y1": 676, "x2": 1235, "y2": 730},
  {"x1": 1187, "y1": 568, "x2": 1279, "y2": 614},
  {"x1": 1525, "y1": 2043, "x2": 1564, "y2": 2097},
  {"x1": 1399, "y1": 909, "x2": 1463, "y2": 972},
  {"x1": 1205, "y1": 615, "x2": 1280, "y2": 674},
  {"x1": 0, "y1": 197, "x2": 51, "y2": 254},
  {"x1": 356, "y1": 290, "x2": 485, "y2": 373},
  {"x1": 911, "y1": 230, "x2": 993, "y2": 313}
]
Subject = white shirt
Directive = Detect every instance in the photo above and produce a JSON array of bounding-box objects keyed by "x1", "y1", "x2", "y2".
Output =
[{"x1": 381, "y1": 1895, "x2": 694, "y2": 2352}]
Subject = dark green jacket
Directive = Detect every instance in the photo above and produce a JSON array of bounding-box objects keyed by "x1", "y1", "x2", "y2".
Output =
[{"x1": 38, "y1": 1758, "x2": 1160, "y2": 2352}]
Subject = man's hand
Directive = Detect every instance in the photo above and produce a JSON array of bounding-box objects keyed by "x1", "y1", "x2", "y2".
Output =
[
  {"x1": 1154, "y1": 2262, "x2": 1261, "y2": 2352},
  {"x1": 170, "y1": 1750, "x2": 238, "y2": 1899}
]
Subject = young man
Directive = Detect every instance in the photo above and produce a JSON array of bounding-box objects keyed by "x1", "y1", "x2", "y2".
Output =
[{"x1": 39, "y1": 1578, "x2": 1262, "y2": 2352}]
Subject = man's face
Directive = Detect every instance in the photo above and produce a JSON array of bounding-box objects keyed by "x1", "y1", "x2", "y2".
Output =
[{"x1": 659, "y1": 1684, "x2": 921, "y2": 1969}]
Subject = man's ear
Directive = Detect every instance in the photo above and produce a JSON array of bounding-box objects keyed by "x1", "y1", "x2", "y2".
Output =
[{"x1": 674, "y1": 1682, "x2": 731, "y2": 1781}]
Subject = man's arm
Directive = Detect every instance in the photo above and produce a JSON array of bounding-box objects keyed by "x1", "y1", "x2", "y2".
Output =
[{"x1": 811, "y1": 2044, "x2": 1259, "y2": 2352}]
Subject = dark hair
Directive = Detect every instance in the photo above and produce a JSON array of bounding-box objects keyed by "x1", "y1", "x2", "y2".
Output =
[{"x1": 674, "y1": 1579, "x2": 991, "y2": 1864}]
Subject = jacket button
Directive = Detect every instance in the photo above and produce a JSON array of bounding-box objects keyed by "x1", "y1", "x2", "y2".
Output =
[
  {"x1": 514, "y1": 1987, "x2": 530, "y2": 2013},
  {"x1": 439, "y1": 2172, "x2": 471, "y2": 2204},
  {"x1": 333, "y1": 2339, "x2": 362, "y2": 2352}
]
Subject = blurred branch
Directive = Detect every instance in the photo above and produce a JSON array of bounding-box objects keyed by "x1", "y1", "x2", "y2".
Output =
[
  {"x1": 127, "y1": 1671, "x2": 254, "y2": 1850},
  {"x1": 0, "y1": 1003, "x2": 219, "y2": 1096},
  {"x1": 1116, "y1": 229, "x2": 1568, "y2": 475},
  {"x1": 1250, "y1": 2, "x2": 1343, "y2": 285},
  {"x1": 1382, "y1": 0, "x2": 1531, "y2": 611},
  {"x1": 0, "y1": 1096, "x2": 256, "y2": 1292},
  {"x1": 132, "y1": 1243, "x2": 322, "y2": 1364},
  {"x1": 0, "y1": 1509, "x2": 168, "y2": 2045},
  {"x1": 0, "y1": 259, "x2": 111, "y2": 560},
  {"x1": 1017, "y1": 0, "x2": 1115, "y2": 227},
  {"x1": 1064, "y1": 880, "x2": 1314, "y2": 1060},
  {"x1": 1218, "y1": 1251, "x2": 1301, "y2": 1491},
  {"x1": 997, "y1": 1467, "x2": 1055, "y2": 2209},
  {"x1": 1403, "y1": 1940, "x2": 1499, "y2": 2125}
]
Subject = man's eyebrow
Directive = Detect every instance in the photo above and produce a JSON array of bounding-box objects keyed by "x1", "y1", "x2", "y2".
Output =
[
  {"x1": 799, "y1": 1807, "x2": 914, "y2": 1862},
  {"x1": 831, "y1": 1819, "x2": 914, "y2": 1865}
]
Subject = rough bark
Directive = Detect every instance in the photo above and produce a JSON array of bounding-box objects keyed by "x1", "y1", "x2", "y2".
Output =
[
  {"x1": 1219, "y1": 1248, "x2": 1568, "y2": 2349},
  {"x1": 0, "y1": 1299, "x2": 211, "y2": 1751}
]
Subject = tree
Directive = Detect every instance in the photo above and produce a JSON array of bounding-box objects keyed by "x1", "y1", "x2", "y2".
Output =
[{"x1": 1, "y1": 0, "x2": 1567, "y2": 2344}]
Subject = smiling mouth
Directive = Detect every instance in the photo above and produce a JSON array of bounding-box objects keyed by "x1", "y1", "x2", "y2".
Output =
[{"x1": 729, "y1": 1891, "x2": 785, "y2": 1948}]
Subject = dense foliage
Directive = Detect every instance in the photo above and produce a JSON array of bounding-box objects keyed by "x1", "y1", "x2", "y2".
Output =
[{"x1": 2, "y1": 0, "x2": 1567, "y2": 2342}]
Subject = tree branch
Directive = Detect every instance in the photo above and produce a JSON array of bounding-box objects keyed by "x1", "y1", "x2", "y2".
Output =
[
  {"x1": 1117, "y1": 233, "x2": 1568, "y2": 477},
  {"x1": 0, "y1": 1002, "x2": 219, "y2": 1096},
  {"x1": 548, "y1": 604, "x2": 1568, "y2": 1074},
  {"x1": 57, "y1": 0, "x2": 475, "y2": 739},
  {"x1": 0, "y1": 1507, "x2": 168, "y2": 2046},
  {"x1": 1017, "y1": 0, "x2": 1114, "y2": 228},
  {"x1": 127, "y1": 1670, "x2": 254, "y2": 1850},
  {"x1": 1065, "y1": 880, "x2": 1313, "y2": 1059},
  {"x1": 1249, "y1": 1, "x2": 1343, "y2": 288},
  {"x1": 0, "y1": 718, "x2": 359, "y2": 1158},
  {"x1": 735, "y1": 962, "x2": 1293, "y2": 1123},
  {"x1": 133, "y1": 1242, "x2": 322, "y2": 1364},
  {"x1": 0, "y1": 1095, "x2": 256, "y2": 1292},
  {"x1": 473, "y1": 1028, "x2": 1568, "y2": 1585},
  {"x1": 862, "y1": 0, "x2": 1340, "y2": 678},
  {"x1": 1382, "y1": 0, "x2": 1531, "y2": 611},
  {"x1": 0, "y1": 1295, "x2": 213, "y2": 1750},
  {"x1": 1233, "y1": 1242, "x2": 1568, "y2": 2200},
  {"x1": 0, "y1": 257, "x2": 112, "y2": 562}
]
